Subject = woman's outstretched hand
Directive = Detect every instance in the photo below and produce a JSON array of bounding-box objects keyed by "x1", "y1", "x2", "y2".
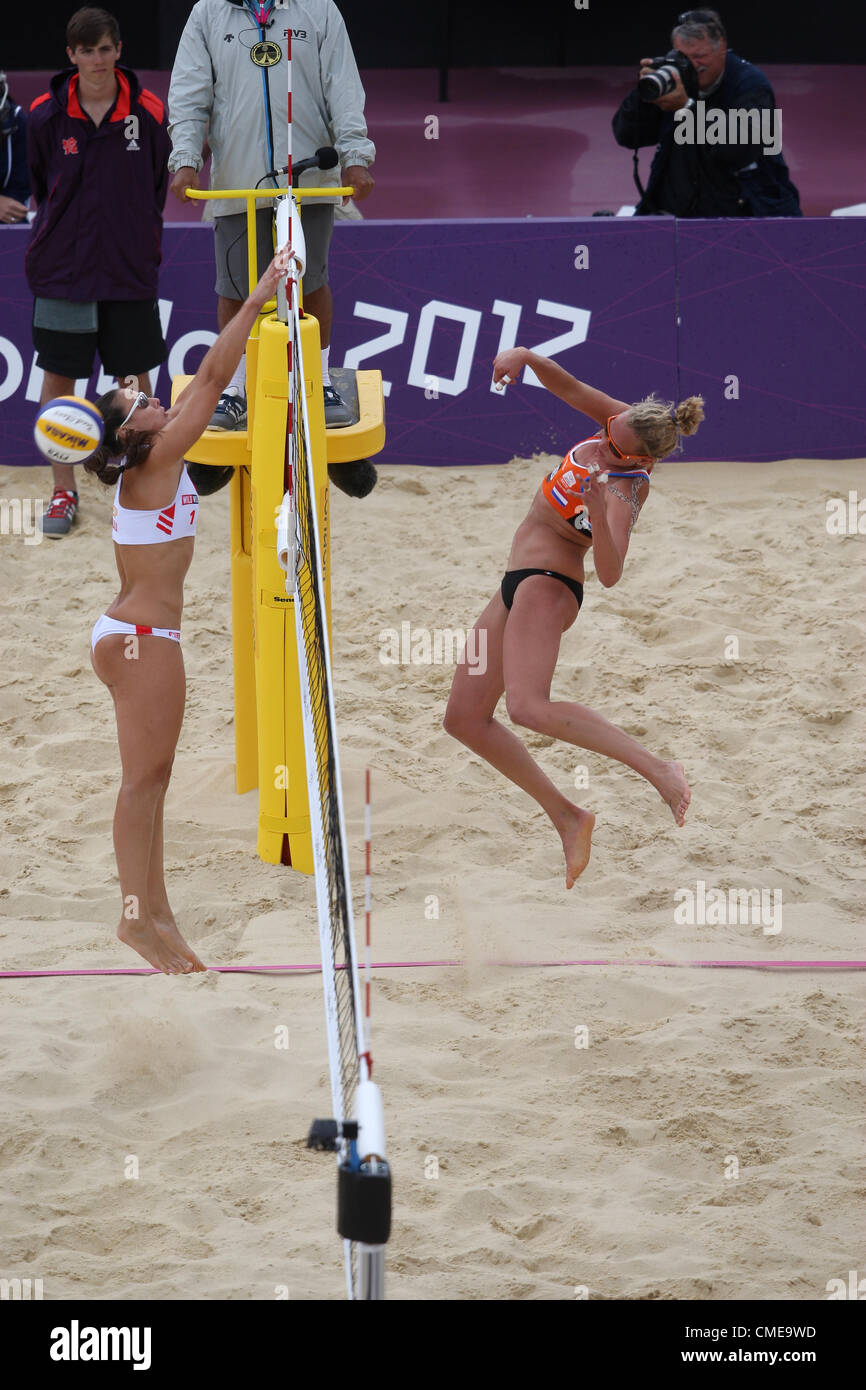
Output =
[
  {"x1": 250, "y1": 245, "x2": 292, "y2": 308},
  {"x1": 492, "y1": 347, "x2": 527, "y2": 388}
]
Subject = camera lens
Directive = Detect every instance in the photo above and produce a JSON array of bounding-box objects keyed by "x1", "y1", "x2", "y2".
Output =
[{"x1": 638, "y1": 68, "x2": 675, "y2": 101}]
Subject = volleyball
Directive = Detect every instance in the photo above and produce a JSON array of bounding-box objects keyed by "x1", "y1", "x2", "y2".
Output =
[{"x1": 33, "y1": 396, "x2": 104, "y2": 464}]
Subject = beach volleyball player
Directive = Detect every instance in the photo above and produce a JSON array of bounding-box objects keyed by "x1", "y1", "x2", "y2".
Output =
[
  {"x1": 85, "y1": 248, "x2": 290, "y2": 974},
  {"x1": 444, "y1": 348, "x2": 704, "y2": 888}
]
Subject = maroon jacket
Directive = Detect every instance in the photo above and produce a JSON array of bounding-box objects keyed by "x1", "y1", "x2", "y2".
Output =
[{"x1": 25, "y1": 66, "x2": 170, "y2": 301}]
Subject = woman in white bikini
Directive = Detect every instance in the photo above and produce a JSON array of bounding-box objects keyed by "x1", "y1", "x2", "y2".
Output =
[
  {"x1": 444, "y1": 347, "x2": 704, "y2": 888},
  {"x1": 86, "y1": 248, "x2": 289, "y2": 975}
]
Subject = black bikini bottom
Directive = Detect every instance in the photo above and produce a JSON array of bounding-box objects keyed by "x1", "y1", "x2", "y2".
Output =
[{"x1": 500, "y1": 569, "x2": 584, "y2": 611}]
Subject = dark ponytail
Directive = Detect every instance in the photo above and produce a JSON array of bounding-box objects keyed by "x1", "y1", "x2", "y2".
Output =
[{"x1": 84, "y1": 389, "x2": 155, "y2": 486}]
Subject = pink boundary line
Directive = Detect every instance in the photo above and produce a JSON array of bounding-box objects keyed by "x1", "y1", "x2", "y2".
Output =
[{"x1": 1, "y1": 958, "x2": 865, "y2": 978}]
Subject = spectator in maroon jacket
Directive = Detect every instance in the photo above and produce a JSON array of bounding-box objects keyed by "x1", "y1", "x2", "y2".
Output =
[{"x1": 26, "y1": 7, "x2": 170, "y2": 537}]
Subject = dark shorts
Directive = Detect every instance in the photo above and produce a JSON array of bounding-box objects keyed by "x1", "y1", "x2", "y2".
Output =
[
  {"x1": 32, "y1": 299, "x2": 167, "y2": 381},
  {"x1": 213, "y1": 201, "x2": 335, "y2": 300}
]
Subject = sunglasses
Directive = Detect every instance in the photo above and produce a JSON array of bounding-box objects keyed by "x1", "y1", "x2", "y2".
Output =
[
  {"x1": 604, "y1": 416, "x2": 654, "y2": 465},
  {"x1": 119, "y1": 390, "x2": 148, "y2": 430}
]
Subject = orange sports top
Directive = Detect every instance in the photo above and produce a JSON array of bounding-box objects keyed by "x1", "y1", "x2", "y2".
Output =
[{"x1": 542, "y1": 435, "x2": 651, "y2": 538}]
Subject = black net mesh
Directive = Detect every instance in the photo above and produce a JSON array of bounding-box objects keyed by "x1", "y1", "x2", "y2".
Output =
[{"x1": 289, "y1": 305, "x2": 361, "y2": 1297}]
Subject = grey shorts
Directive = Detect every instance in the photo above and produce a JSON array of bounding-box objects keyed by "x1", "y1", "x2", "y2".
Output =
[{"x1": 213, "y1": 202, "x2": 335, "y2": 300}]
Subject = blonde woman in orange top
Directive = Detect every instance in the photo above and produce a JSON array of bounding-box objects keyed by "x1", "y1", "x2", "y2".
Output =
[{"x1": 445, "y1": 348, "x2": 704, "y2": 887}]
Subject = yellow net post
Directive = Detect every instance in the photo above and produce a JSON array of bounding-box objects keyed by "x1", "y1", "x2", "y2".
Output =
[
  {"x1": 250, "y1": 306, "x2": 329, "y2": 868},
  {"x1": 175, "y1": 187, "x2": 384, "y2": 868}
]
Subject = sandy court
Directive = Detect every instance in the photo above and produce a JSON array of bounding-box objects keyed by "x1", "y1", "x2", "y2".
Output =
[{"x1": 0, "y1": 451, "x2": 864, "y2": 1300}]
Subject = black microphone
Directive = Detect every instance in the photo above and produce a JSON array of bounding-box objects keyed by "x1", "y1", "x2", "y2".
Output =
[
  {"x1": 271, "y1": 147, "x2": 340, "y2": 179},
  {"x1": 293, "y1": 146, "x2": 340, "y2": 179}
]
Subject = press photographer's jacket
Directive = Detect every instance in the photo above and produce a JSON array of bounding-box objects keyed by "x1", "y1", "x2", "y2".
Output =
[
  {"x1": 168, "y1": 0, "x2": 375, "y2": 219},
  {"x1": 612, "y1": 51, "x2": 800, "y2": 217}
]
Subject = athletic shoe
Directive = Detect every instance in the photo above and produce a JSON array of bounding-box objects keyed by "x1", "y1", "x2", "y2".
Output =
[
  {"x1": 41, "y1": 488, "x2": 78, "y2": 538},
  {"x1": 323, "y1": 383, "x2": 354, "y2": 428},
  {"x1": 208, "y1": 392, "x2": 247, "y2": 431}
]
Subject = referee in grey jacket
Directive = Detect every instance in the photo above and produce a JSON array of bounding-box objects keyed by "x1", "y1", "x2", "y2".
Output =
[{"x1": 167, "y1": 0, "x2": 375, "y2": 439}]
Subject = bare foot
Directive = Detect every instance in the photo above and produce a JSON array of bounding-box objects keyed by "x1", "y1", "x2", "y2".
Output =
[
  {"x1": 557, "y1": 805, "x2": 596, "y2": 888},
  {"x1": 117, "y1": 917, "x2": 196, "y2": 975},
  {"x1": 652, "y1": 759, "x2": 691, "y2": 826},
  {"x1": 152, "y1": 912, "x2": 207, "y2": 973}
]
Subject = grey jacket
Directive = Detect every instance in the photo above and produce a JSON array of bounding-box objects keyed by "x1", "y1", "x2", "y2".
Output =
[{"x1": 167, "y1": 0, "x2": 375, "y2": 218}]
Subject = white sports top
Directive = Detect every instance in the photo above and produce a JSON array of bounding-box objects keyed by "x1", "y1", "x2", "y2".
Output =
[{"x1": 112, "y1": 466, "x2": 198, "y2": 546}]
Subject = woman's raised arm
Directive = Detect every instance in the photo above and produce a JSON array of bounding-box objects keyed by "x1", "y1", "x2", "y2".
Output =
[
  {"x1": 148, "y1": 248, "x2": 290, "y2": 469},
  {"x1": 492, "y1": 347, "x2": 630, "y2": 424}
]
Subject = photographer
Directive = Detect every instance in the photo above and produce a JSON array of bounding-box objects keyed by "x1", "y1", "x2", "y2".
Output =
[{"x1": 612, "y1": 8, "x2": 800, "y2": 217}]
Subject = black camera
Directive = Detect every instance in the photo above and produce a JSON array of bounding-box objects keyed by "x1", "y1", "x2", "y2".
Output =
[{"x1": 637, "y1": 51, "x2": 699, "y2": 103}]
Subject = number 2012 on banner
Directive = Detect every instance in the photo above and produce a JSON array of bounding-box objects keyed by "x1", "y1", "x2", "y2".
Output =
[{"x1": 343, "y1": 297, "x2": 592, "y2": 398}]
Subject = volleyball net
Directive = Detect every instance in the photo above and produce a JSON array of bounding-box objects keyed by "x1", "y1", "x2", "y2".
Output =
[
  {"x1": 290, "y1": 268, "x2": 361, "y2": 1133},
  {"x1": 276, "y1": 201, "x2": 391, "y2": 1300}
]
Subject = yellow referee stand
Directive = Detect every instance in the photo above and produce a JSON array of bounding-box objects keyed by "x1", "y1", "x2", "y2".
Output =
[{"x1": 172, "y1": 187, "x2": 385, "y2": 871}]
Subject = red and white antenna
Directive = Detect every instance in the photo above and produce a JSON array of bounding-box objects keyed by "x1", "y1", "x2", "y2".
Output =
[
  {"x1": 285, "y1": 7, "x2": 291, "y2": 192},
  {"x1": 275, "y1": 16, "x2": 306, "y2": 305},
  {"x1": 363, "y1": 768, "x2": 373, "y2": 1061},
  {"x1": 275, "y1": 14, "x2": 296, "y2": 580}
]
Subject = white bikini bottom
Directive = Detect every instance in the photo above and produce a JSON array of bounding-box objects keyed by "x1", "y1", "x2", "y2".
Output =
[{"x1": 91, "y1": 613, "x2": 181, "y2": 651}]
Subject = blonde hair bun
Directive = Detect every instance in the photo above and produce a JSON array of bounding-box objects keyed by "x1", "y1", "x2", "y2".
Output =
[{"x1": 626, "y1": 392, "x2": 705, "y2": 459}]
